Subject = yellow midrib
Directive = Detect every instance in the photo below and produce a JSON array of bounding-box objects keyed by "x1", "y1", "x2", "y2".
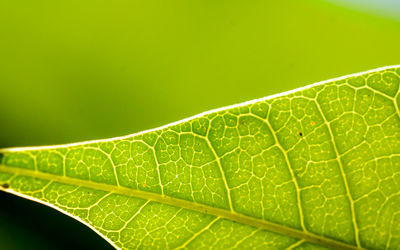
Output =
[{"x1": 0, "y1": 164, "x2": 361, "y2": 250}]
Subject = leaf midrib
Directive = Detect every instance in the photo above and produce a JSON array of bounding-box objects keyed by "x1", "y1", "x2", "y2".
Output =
[{"x1": 0, "y1": 164, "x2": 361, "y2": 250}]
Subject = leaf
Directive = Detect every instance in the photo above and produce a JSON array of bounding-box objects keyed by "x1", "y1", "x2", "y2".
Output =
[{"x1": 1, "y1": 66, "x2": 400, "y2": 250}]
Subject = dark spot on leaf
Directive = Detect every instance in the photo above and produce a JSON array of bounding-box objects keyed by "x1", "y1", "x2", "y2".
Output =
[
  {"x1": 0, "y1": 153, "x2": 3, "y2": 163},
  {"x1": 1, "y1": 183, "x2": 9, "y2": 189},
  {"x1": 298, "y1": 132, "x2": 303, "y2": 136}
]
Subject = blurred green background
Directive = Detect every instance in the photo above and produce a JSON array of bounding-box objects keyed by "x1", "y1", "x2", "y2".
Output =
[{"x1": 0, "y1": 0, "x2": 399, "y2": 249}]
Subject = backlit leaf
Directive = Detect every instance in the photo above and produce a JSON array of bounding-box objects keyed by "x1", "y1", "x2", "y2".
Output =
[{"x1": 1, "y1": 66, "x2": 400, "y2": 249}]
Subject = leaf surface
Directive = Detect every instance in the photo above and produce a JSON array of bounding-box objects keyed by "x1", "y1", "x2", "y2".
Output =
[{"x1": 1, "y1": 66, "x2": 400, "y2": 249}]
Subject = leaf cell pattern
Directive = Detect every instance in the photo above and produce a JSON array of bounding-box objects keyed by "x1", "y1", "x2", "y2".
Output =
[{"x1": 1, "y1": 66, "x2": 400, "y2": 249}]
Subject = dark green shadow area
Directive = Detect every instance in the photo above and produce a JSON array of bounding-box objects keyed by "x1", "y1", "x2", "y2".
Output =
[{"x1": 0, "y1": 191, "x2": 113, "y2": 250}]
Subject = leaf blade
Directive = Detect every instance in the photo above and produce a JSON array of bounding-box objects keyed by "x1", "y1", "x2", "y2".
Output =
[{"x1": 1, "y1": 65, "x2": 400, "y2": 249}]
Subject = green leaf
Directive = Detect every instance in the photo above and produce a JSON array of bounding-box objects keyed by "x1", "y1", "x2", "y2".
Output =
[{"x1": 1, "y1": 66, "x2": 400, "y2": 249}]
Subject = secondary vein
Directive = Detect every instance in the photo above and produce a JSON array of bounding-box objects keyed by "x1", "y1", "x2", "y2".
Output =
[{"x1": 313, "y1": 98, "x2": 361, "y2": 248}]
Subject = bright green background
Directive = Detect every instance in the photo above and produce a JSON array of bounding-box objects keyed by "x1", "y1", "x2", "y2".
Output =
[{"x1": 0, "y1": 0, "x2": 399, "y2": 249}]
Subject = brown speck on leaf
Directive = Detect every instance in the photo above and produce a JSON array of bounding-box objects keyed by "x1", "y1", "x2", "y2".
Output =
[
  {"x1": 1, "y1": 183, "x2": 9, "y2": 189},
  {"x1": 310, "y1": 121, "x2": 315, "y2": 126},
  {"x1": 298, "y1": 132, "x2": 303, "y2": 136}
]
